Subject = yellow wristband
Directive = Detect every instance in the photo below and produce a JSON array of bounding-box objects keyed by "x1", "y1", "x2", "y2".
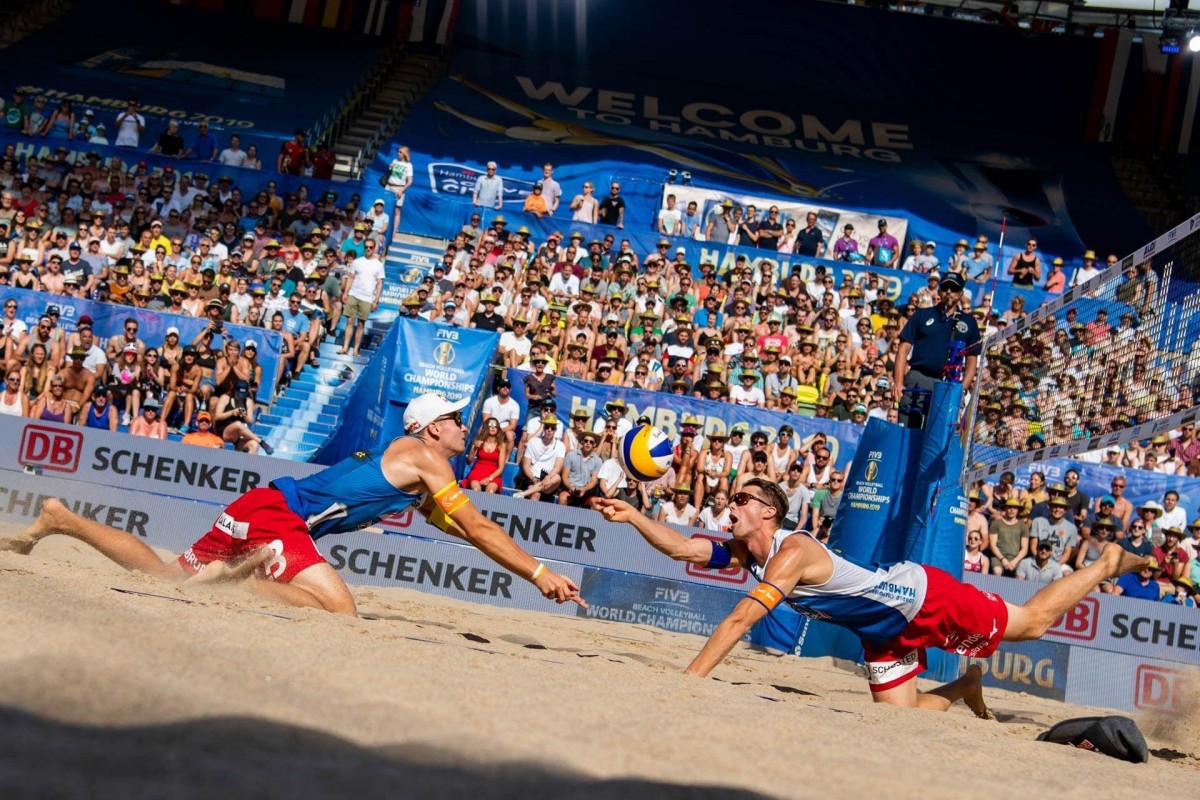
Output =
[{"x1": 531, "y1": 563, "x2": 547, "y2": 581}]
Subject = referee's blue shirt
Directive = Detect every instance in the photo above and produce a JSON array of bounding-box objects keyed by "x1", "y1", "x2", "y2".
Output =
[{"x1": 898, "y1": 306, "x2": 981, "y2": 377}]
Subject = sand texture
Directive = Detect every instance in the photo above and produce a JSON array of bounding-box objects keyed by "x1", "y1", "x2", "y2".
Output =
[{"x1": 0, "y1": 528, "x2": 1197, "y2": 799}]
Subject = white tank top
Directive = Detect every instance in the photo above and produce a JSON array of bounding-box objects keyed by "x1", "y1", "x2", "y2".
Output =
[
  {"x1": 0, "y1": 391, "x2": 23, "y2": 416},
  {"x1": 747, "y1": 530, "x2": 928, "y2": 642},
  {"x1": 805, "y1": 461, "x2": 831, "y2": 488},
  {"x1": 663, "y1": 502, "x2": 696, "y2": 526},
  {"x1": 770, "y1": 445, "x2": 794, "y2": 476}
]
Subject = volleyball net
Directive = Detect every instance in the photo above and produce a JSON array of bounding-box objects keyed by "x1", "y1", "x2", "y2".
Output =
[{"x1": 963, "y1": 211, "x2": 1200, "y2": 484}]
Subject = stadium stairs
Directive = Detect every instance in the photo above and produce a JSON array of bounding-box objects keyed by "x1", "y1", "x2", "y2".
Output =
[
  {"x1": 253, "y1": 231, "x2": 449, "y2": 462},
  {"x1": 331, "y1": 48, "x2": 446, "y2": 181}
]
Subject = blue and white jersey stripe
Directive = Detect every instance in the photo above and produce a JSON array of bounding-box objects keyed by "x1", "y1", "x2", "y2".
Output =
[{"x1": 747, "y1": 530, "x2": 928, "y2": 645}]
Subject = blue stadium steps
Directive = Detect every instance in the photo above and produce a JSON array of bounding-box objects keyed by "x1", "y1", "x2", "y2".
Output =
[
  {"x1": 256, "y1": 234, "x2": 444, "y2": 462},
  {"x1": 255, "y1": 342, "x2": 367, "y2": 462}
]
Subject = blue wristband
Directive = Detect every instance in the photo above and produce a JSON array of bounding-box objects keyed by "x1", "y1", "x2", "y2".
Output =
[{"x1": 705, "y1": 540, "x2": 732, "y2": 570}]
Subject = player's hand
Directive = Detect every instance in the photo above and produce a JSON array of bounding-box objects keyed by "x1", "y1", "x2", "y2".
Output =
[
  {"x1": 891, "y1": 383, "x2": 903, "y2": 404},
  {"x1": 590, "y1": 497, "x2": 636, "y2": 523},
  {"x1": 534, "y1": 569, "x2": 587, "y2": 608}
]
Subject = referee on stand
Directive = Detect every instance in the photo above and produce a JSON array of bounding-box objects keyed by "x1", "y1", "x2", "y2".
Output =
[{"x1": 891, "y1": 272, "x2": 981, "y2": 427}]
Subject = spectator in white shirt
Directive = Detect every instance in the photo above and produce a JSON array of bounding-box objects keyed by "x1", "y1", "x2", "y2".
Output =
[{"x1": 481, "y1": 379, "x2": 520, "y2": 445}]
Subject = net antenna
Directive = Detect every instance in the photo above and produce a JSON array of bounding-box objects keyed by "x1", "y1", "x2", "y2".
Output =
[{"x1": 963, "y1": 211, "x2": 1200, "y2": 485}]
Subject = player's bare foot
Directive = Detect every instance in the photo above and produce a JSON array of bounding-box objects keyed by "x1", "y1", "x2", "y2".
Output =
[
  {"x1": 1106, "y1": 542, "x2": 1154, "y2": 577},
  {"x1": 6, "y1": 498, "x2": 76, "y2": 553},
  {"x1": 24, "y1": 497, "x2": 75, "y2": 541},
  {"x1": 961, "y1": 664, "x2": 994, "y2": 720},
  {"x1": 184, "y1": 547, "x2": 273, "y2": 585},
  {"x1": 0, "y1": 535, "x2": 37, "y2": 555}
]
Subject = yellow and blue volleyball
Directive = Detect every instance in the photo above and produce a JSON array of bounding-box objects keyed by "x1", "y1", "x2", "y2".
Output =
[{"x1": 618, "y1": 424, "x2": 673, "y2": 482}]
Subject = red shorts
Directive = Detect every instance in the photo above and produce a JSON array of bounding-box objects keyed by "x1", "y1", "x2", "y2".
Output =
[
  {"x1": 863, "y1": 565, "x2": 1009, "y2": 692},
  {"x1": 178, "y1": 487, "x2": 325, "y2": 584}
]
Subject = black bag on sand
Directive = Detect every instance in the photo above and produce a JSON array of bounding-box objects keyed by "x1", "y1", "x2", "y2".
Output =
[{"x1": 1036, "y1": 716, "x2": 1149, "y2": 764}]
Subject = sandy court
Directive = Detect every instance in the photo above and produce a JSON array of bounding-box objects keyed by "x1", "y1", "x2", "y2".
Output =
[{"x1": 0, "y1": 522, "x2": 1197, "y2": 799}]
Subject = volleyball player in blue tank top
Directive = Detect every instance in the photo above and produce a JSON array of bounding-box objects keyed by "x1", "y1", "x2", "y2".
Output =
[
  {"x1": 593, "y1": 478, "x2": 1152, "y2": 715},
  {"x1": 7, "y1": 393, "x2": 585, "y2": 615}
]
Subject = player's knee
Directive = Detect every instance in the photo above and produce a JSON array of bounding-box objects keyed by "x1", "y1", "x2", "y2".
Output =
[{"x1": 322, "y1": 592, "x2": 358, "y2": 615}]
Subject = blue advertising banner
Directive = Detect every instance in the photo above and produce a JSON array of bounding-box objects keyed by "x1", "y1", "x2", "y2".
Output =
[
  {"x1": 391, "y1": 187, "x2": 1052, "y2": 312},
  {"x1": 963, "y1": 639, "x2": 1070, "y2": 703},
  {"x1": 382, "y1": 316, "x2": 500, "y2": 445},
  {"x1": 506, "y1": 369, "x2": 862, "y2": 470},
  {"x1": 1, "y1": 286, "x2": 283, "y2": 404},
  {"x1": 829, "y1": 417, "x2": 920, "y2": 568},
  {"x1": 388, "y1": 316, "x2": 500, "y2": 404},
  {"x1": 1006, "y1": 457, "x2": 1200, "y2": 523},
  {"x1": 576, "y1": 566, "x2": 744, "y2": 641},
  {"x1": 313, "y1": 323, "x2": 399, "y2": 466}
]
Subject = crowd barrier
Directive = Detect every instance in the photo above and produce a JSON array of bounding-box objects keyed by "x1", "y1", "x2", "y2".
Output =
[{"x1": 2, "y1": 287, "x2": 284, "y2": 405}]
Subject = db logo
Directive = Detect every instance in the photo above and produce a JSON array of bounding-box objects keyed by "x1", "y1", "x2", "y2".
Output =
[
  {"x1": 684, "y1": 533, "x2": 748, "y2": 585},
  {"x1": 1047, "y1": 596, "x2": 1098, "y2": 641},
  {"x1": 1135, "y1": 665, "x2": 1189, "y2": 713},
  {"x1": 377, "y1": 509, "x2": 415, "y2": 531},
  {"x1": 20, "y1": 425, "x2": 83, "y2": 473}
]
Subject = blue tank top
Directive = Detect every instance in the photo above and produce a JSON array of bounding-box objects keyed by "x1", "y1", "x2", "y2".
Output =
[
  {"x1": 86, "y1": 403, "x2": 109, "y2": 429},
  {"x1": 270, "y1": 438, "x2": 425, "y2": 539}
]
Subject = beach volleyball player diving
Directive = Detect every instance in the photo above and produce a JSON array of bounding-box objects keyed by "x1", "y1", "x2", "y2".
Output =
[
  {"x1": 592, "y1": 477, "x2": 1153, "y2": 714},
  {"x1": 2, "y1": 393, "x2": 585, "y2": 614}
]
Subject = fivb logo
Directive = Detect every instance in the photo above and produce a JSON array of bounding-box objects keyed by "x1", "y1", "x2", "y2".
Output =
[
  {"x1": 1134, "y1": 665, "x2": 1191, "y2": 713},
  {"x1": 19, "y1": 424, "x2": 83, "y2": 473},
  {"x1": 1046, "y1": 596, "x2": 1098, "y2": 641},
  {"x1": 684, "y1": 533, "x2": 748, "y2": 585}
]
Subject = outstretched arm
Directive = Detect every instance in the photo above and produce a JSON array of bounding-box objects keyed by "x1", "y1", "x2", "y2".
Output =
[
  {"x1": 685, "y1": 544, "x2": 805, "y2": 677},
  {"x1": 592, "y1": 497, "x2": 748, "y2": 566},
  {"x1": 415, "y1": 455, "x2": 585, "y2": 607}
]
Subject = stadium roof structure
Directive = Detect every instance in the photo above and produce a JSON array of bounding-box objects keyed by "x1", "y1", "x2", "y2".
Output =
[{"x1": 846, "y1": 0, "x2": 1200, "y2": 37}]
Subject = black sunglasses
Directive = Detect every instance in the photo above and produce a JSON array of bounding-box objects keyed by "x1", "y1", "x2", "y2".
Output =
[
  {"x1": 433, "y1": 411, "x2": 463, "y2": 427},
  {"x1": 731, "y1": 492, "x2": 769, "y2": 509}
]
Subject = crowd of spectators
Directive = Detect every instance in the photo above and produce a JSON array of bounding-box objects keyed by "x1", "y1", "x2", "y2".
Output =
[
  {"x1": 965, "y1": 468, "x2": 1200, "y2": 605},
  {"x1": 416, "y1": 157, "x2": 1188, "y2": 484},
  {"x1": 0, "y1": 97, "x2": 404, "y2": 451},
  {"x1": 2, "y1": 91, "x2": 339, "y2": 179},
  {"x1": 473, "y1": 376, "x2": 844, "y2": 538},
  {"x1": 410, "y1": 157, "x2": 1200, "y2": 611}
]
